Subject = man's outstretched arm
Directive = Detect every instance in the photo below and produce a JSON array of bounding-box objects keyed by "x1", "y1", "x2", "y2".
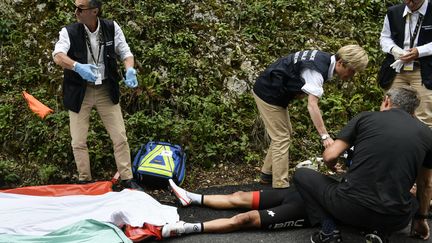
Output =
[{"x1": 307, "y1": 94, "x2": 334, "y2": 148}]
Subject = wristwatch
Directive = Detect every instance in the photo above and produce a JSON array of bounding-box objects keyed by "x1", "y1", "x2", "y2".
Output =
[{"x1": 321, "y1": 134, "x2": 330, "y2": 141}]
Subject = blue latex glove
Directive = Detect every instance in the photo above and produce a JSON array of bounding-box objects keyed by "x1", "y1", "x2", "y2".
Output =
[
  {"x1": 73, "y1": 62, "x2": 98, "y2": 82},
  {"x1": 124, "y1": 67, "x2": 138, "y2": 88}
]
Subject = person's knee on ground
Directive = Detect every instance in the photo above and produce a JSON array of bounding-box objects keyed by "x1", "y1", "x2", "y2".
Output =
[{"x1": 292, "y1": 167, "x2": 314, "y2": 186}]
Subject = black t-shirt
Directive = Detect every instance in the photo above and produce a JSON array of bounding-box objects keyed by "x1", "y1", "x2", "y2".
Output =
[{"x1": 336, "y1": 108, "x2": 432, "y2": 215}]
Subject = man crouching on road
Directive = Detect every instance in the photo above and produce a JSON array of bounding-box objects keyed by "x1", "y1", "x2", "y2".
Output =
[
  {"x1": 163, "y1": 86, "x2": 432, "y2": 243},
  {"x1": 294, "y1": 85, "x2": 432, "y2": 242}
]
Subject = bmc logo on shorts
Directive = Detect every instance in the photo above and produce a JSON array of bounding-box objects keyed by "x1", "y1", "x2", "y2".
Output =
[{"x1": 269, "y1": 219, "x2": 305, "y2": 229}]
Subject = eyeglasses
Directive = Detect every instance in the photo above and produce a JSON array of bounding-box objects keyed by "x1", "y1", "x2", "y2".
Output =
[{"x1": 75, "y1": 5, "x2": 96, "y2": 13}]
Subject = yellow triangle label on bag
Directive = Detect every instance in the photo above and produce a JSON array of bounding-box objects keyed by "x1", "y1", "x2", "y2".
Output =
[{"x1": 138, "y1": 145, "x2": 175, "y2": 177}]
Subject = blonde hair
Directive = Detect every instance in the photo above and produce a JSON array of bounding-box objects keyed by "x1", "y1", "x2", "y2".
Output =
[{"x1": 336, "y1": 45, "x2": 369, "y2": 72}]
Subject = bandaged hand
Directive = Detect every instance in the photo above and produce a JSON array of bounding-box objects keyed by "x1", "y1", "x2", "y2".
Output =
[
  {"x1": 124, "y1": 67, "x2": 138, "y2": 88},
  {"x1": 391, "y1": 46, "x2": 408, "y2": 60},
  {"x1": 390, "y1": 60, "x2": 404, "y2": 73},
  {"x1": 73, "y1": 62, "x2": 98, "y2": 82}
]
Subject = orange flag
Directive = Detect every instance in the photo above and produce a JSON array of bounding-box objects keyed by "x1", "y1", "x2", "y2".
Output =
[{"x1": 22, "y1": 91, "x2": 54, "y2": 119}]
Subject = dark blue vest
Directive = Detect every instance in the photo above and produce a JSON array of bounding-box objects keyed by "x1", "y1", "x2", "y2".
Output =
[
  {"x1": 378, "y1": 1, "x2": 432, "y2": 89},
  {"x1": 253, "y1": 50, "x2": 332, "y2": 108},
  {"x1": 63, "y1": 19, "x2": 122, "y2": 112}
]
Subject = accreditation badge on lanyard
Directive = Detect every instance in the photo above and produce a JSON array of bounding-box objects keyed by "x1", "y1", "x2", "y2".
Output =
[
  {"x1": 403, "y1": 13, "x2": 424, "y2": 71},
  {"x1": 85, "y1": 29, "x2": 104, "y2": 84}
]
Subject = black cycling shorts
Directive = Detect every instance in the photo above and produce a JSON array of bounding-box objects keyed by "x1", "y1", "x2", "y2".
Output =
[{"x1": 252, "y1": 186, "x2": 310, "y2": 230}]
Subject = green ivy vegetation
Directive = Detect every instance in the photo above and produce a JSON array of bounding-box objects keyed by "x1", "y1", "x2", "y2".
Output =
[{"x1": 0, "y1": 0, "x2": 399, "y2": 187}]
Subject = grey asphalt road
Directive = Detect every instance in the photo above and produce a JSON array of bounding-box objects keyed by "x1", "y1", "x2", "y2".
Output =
[{"x1": 154, "y1": 183, "x2": 431, "y2": 243}]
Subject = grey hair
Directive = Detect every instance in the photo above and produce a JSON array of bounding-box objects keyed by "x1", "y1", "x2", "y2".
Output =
[
  {"x1": 88, "y1": 0, "x2": 102, "y2": 16},
  {"x1": 386, "y1": 86, "x2": 420, "y2": 114}
]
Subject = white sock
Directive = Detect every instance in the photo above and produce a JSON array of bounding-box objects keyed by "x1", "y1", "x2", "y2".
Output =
[
  {"x1": 184, "y1": 222, "x2": 203, "y2": 234},
  {"x1": 186, "y1": 191, "x2": 203, "y2": 205}
]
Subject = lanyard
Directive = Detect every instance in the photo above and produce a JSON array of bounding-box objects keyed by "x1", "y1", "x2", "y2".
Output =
[
  {"x1": 408, "y1": 13, "x2": 424, "y2": 48},
  {"x1": 84, "y1": 28, "x2": 104, "y2": 65}
]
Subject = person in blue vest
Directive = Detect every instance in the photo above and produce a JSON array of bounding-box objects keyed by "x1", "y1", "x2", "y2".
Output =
[
  {"x1": 52, "y1": 0, "x2": 138, "y2": 188},
  {"x1": 253, "y1": 45, "x2": 369, "y2": 188},
  {"x1": 379, "y1": 0, "x2": 432, "y2": 127}
]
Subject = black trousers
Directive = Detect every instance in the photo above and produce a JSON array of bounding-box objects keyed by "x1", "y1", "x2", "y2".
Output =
[{"x1": 292, "y1": 168, "x2": 416, "y2": 233}]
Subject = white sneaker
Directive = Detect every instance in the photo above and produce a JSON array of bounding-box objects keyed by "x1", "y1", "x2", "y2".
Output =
[
  {"x1": 161, "y1": 221, "x2": 186, "y2": 238},
  {"x1": 169, "y1": 179, "x2": 192, "y2": 206}
]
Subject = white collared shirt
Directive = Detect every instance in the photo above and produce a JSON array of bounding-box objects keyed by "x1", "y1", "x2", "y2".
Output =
[
  {"x1": 300, "y1": 55, "x2": 336, "y2": 98},
  {"x1": 380, "y1": 1, "x2": 432, "y2": 58},
  {"x1": 53, "y1": 19, "x2": 133, "y2": 81}
]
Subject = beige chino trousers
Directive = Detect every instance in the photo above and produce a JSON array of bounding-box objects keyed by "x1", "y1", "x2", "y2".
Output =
[
  {"x1": 69, "y1": 83, "x2": 133, "y2": 181},
  {"x1": 391, "y1": 69, "x2": 432, "y2": 127},
  {"x1": 253, "y1": 91, "x2": 292, "y2": 188}
]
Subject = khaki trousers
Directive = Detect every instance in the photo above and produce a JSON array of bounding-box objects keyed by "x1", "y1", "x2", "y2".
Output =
[
  {"x1": 391, "y1": 69, "x2": 432, "y2": 127},
  {"x1": 253, "y1": 91, "x2": 292, "y2": 188},
  {"x1": 69, "y1": 84, "x2": 133, "y2": 181}
]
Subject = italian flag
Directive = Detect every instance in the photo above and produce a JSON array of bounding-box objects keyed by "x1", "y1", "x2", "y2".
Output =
[{"x1": 0, "y1": 180, "x2": 178, "y2": 242}]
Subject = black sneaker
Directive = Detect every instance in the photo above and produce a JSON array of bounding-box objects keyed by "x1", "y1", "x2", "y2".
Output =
[
  {"x1": 77, "y1": 179, "x2": 94, "y2": 184},
  {"x1": 259, "y1": 172, "x2": 272, "y2": 184},
  {"x1": 311, "y1": 230, "x2": 343, "y2": 243},
  {"x1": 364, "y1": 231, "x2": 390, "y2": 243},
  {"x1": 121, "y1": 179, "x2": 144, "y2": 191}
]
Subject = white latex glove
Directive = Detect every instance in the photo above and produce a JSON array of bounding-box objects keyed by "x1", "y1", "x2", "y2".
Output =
[
  {"x1": 391, "y1": 46, "x2": 408, "y2": 60},
  {"x1": 390, "y1": 59, "x2": 404, "y2": 73}
]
